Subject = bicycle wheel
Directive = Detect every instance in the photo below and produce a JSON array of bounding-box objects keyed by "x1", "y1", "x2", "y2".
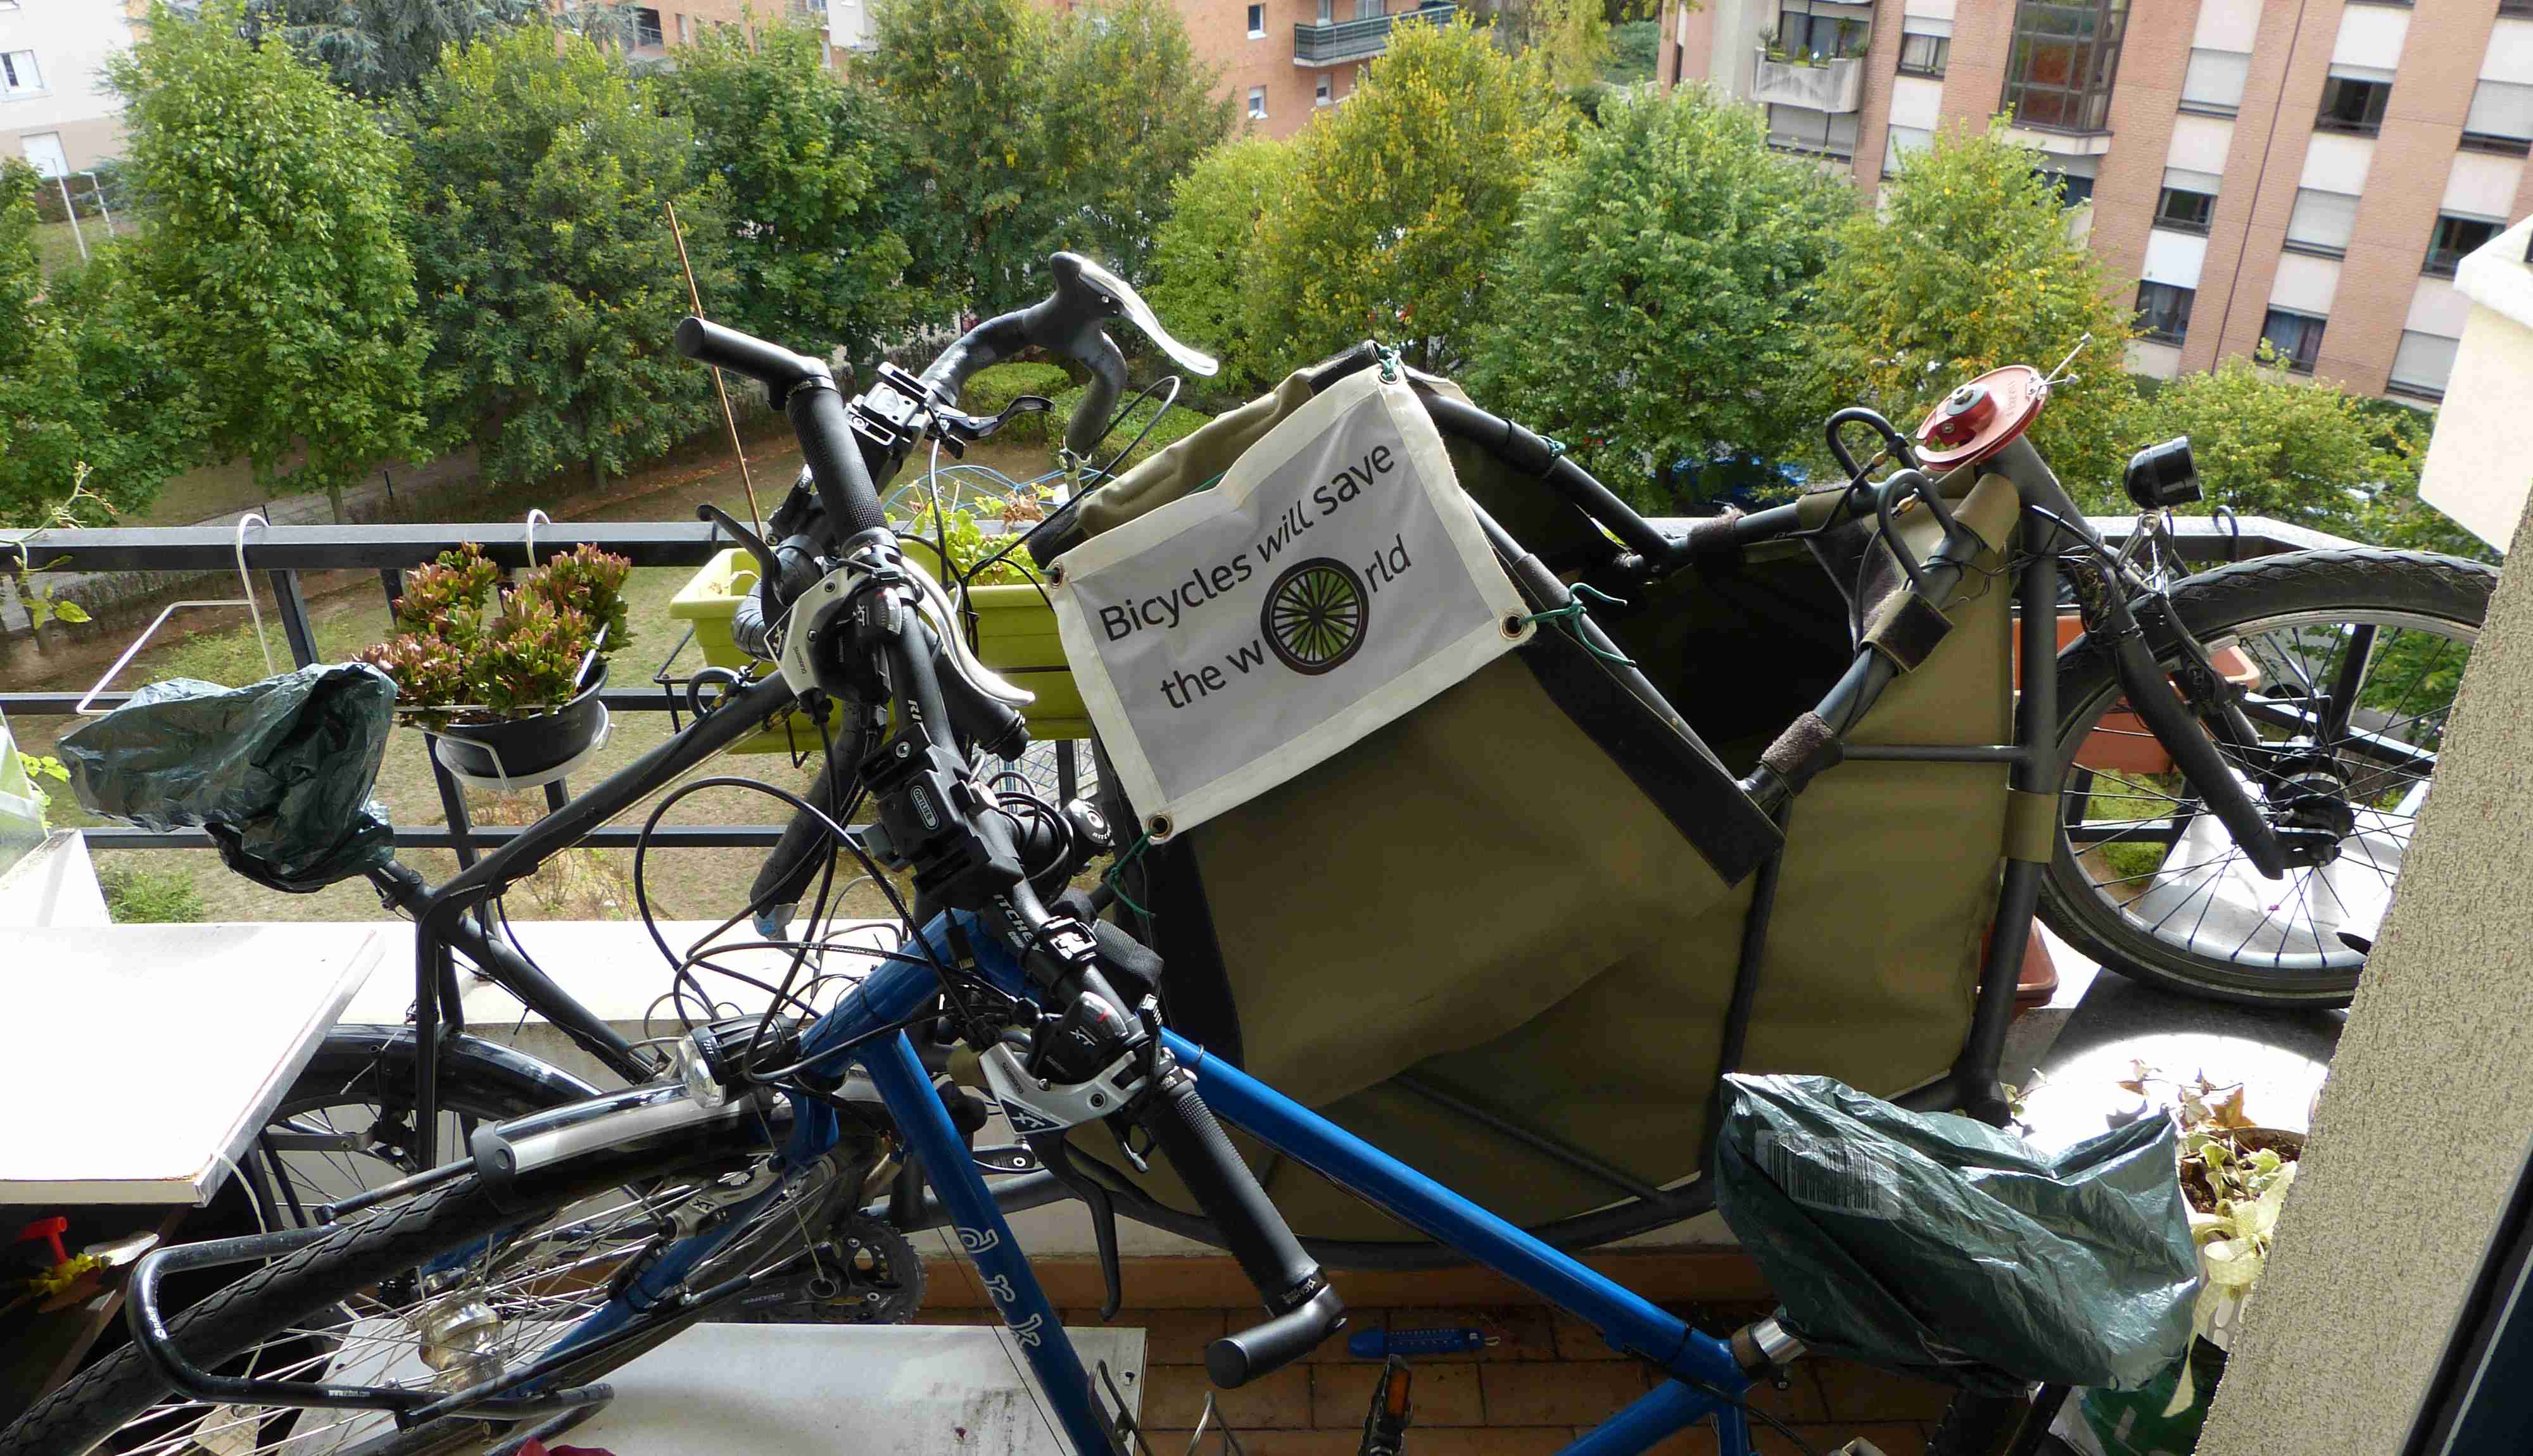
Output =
[
  {"x1": 2042, "y1": 548, "x2": 2493, "y2": 1006},
  {"x1": 251, "y1": 1028, "x2": 594, "y2": 1226},
  {"x1": 4, "y1": 1119, "x2": 847, "y2": 1456}
]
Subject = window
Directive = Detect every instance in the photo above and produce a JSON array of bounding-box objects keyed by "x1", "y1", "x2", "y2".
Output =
[
  {"x1": 18, "y1": 132, "x2": 66, "y2": 179},
  {"x1": 2136, "y1": 282, "x2": 2195, "y2": 344},
  {"x1": 1317, "y1": 0, "x2": 1333, "y2": 22},
  {"x1": 2042, "y1": 166, "x2": 2096, "y2": 206},
  {"x1": 1767, "y1": 105, "x2": 1859, "y2": 158},
  {"x1": 634, "y1": 8, "x2": 664, "y2": 47},
  {"x1": 2000, "y1": 0, "x2": 2130, "y2": 134},
  {"x1": 1248, "y1": 3, "x2": 1264, "y2": 36},
  {"x1": 2180, "y1": 47, "x2": 2249, "y2": 115},
  {"x1": 2425, "y1": 213, "x2": 2502, "y2": 276},
  {"x1": 2315, "y1": 72, "x2": 2391, "y2": 135},
  {"x1": 1356, "y1": 0, "x2": 1381, "y2": 16},
  {"x1": 676, "y1": 11, "x2": 693, "y2": 44},
  {"x1": 1777, "y1": 3, "x2": 1871, "y2": 60},
  {"x1": 0, "y1": 49, "x2": 42, "y2": 97},
  {"x1": 2286, "y1": 188, "x2": 2359, "y2": 256},
  {"x1": 2388, "y1": 330, "x2": 2459, "y2": 399},
  {"x1": 2156, "y1": 185, "x2": 2216, "y2": 234},
  {"x1": 1898, "y1": 32, "x2": 1949, "y2": 76},
  {"x1": 1247, "y1": 85, "x2": 1266, "y2": 120},
  {"x1": 1316, "y1": 73, "x2": 1332, "y2": 106},
  {"x1": 2261, "y1": 308, "x2": 2327, "y2": 372},
  {"x1": 2463, "y1": 80, "x2": 2533, "y2": 155},
  {"x1": 1883, "y1": 123, "x2": 1931, "y2": 175}
]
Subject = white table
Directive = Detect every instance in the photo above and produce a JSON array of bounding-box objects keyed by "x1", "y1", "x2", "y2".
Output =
[{"x1": 0, "y1": 922, "x2": 384, "y2": 1206}]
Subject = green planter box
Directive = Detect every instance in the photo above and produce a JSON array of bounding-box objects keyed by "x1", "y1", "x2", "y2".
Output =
[{"x1": 669, "y1": 545, "x2": 1090, "y2": 751}]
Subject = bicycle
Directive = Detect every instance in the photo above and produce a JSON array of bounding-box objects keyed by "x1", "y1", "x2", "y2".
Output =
[{"x1": 7, "y1": 253, "x2": 2477, "y2": 1456}]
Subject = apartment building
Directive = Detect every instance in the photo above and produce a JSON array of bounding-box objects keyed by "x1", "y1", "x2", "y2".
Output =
[
  {"x1": 0, "y1": 1, "x2": 137, "y2": 179},
  {"x1": 1042, "y1": 0, "x2": 1455, "y2": 137},
  {"x1": 1660, "y1": 0, "x2": 2533, "y2": 403}
]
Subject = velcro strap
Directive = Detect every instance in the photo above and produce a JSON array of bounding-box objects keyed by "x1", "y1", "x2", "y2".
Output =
[
  {"x1": 1759, "y1": 710, "x2": 1844, "y2": 791},
  {"x1": 2006, "y1": 789, "x2": 2057, "y2": 864},
  {"x1": 1863, "y1": 591, "x2": 1953, "y2": 672},
  {"x1": 1677, "y1": 508, "x2": 1745, "y2": 560}
]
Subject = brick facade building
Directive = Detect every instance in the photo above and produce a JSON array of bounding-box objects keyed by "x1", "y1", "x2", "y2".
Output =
[
  {"x1": 1042, "y1": 0, "x2": 1456, "y2": 138},
  {"x1": 1660, "y1": 0, "x2": 2533, "y2": 403}
]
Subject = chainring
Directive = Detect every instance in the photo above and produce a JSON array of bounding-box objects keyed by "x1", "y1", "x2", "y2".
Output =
[{"x1": 719, "y1": 1212, "x2": 927, "y2": 1325}]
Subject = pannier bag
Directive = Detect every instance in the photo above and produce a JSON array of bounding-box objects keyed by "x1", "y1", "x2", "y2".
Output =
[
  {"x1": 1712, "y1": 1074, "x2": 2197, "y2": 1392},
  {"x1": 60, "y1": 662, "x2": 398, "y2": 893},
  {"x1": 1066, "y1": 353, "x2": 2021, "y2": 1242}
]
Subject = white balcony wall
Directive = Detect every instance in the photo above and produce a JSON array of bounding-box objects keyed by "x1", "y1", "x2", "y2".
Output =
[
  {"x1": 2271, "y1": 251, "x2": 2344, "y2": 316},
  {"x1": 2482, "y1": 18, "x2": 2533, "y2": 85},
  {"x1": 2444, "y1": 151, "x2": 2525, "y2": 219},
  {"x1": 2301, "y1": 132, "x2": 2375, "y2": 195},
  {"x1": 2330, "y1": 5, "x2": 2410, "y2": 73},
  {"x1": 2144, "y1": 229, "x2": 2210, "y2": 289},
  {"x1": 2168, "y1": 114, "x2": 2237, "y2": 175}
]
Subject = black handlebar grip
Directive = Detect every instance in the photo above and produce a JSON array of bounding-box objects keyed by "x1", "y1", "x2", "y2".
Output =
[
  {"x1": 674, "y1": 315, "x2": 826, "y2": 396},
  {"x1": 1136, "y1": 1065, "x2": 1343, "y2": 1385}
]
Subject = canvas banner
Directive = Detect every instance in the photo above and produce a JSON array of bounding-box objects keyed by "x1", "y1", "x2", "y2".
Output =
[{"x1": 1050, "y1": 367, "x2": 1532, "y2": 839}]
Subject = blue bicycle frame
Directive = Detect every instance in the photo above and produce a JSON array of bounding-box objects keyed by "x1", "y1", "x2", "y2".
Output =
[{"x1": 543, "y1": 909, "x2": 1760, "y2": 1456}]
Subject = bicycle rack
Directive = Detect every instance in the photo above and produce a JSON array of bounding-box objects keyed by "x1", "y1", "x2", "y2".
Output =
[{"x1": 75, "y1": 513, "x2": 277, "y2": 715}]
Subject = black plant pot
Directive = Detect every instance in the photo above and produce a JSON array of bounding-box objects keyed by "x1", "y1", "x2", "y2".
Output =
[{"x1": 431, "y1": 663, "x2": 609, "y2": 785}]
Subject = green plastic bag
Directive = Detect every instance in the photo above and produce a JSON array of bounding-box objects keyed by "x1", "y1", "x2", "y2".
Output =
[
  {"x1": 60, "y1": 663, "x2": 398, "y2": 893},
  {"x1": 1713, "y1": 1074, "x2": 2197, "y2": 1393}
]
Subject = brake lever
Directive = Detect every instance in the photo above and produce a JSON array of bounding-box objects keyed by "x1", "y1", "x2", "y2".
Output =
[{"x1": 1056, "y1": 253, "x2": 1220, "y2": 379}]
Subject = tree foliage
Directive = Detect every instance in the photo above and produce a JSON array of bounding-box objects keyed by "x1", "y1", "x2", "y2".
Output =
[
  {"x1": 2132, "y1": 353, "x2": 2401, "y2": 530},
  {"x1": 239, "y1": 0, "x2": 541, "y2": 99},
  {"x1": 1810, "y1": 118, "x2": 2135, "y2": 500},
  {"x1": 1468, "y1": 86, "x2": 1848, "y2": 509},
  {"x1": 111, "y1": 0, "x2": 426, "y2": 517},
  {"x1": 1148, "y1": 135, "x2": 1304, "y2": 394},
  {"x1": 1040, "y1": 0, "x2": 1232, "y2": 287},
  {"x1": 1254, "y1": 18, "x2": 1570, "y2": 375},
  {"x1": 650, "y1": 21, "x2": 918, "y2": 369},
  {"x1": 400, "y1": 25, "x2": 730, "y2": 489},
  {"x1": 0, "y1": 163, "x2": 201, "y2": 525}
]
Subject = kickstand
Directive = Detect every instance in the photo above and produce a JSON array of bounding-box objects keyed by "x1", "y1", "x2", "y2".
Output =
[{"x1": 1029, "y1": 1131, "x2": 1127, "y2": 1319}]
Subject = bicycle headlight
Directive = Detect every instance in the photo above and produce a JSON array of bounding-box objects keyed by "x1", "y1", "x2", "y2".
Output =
[{"x1": 675, "y1": 1014, "x2": 805, "y2": 1107}]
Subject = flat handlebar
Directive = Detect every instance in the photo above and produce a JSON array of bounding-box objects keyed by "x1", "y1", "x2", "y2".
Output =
[{"x1": 673, "y1": 315, "x2": 887, "y2": 540}]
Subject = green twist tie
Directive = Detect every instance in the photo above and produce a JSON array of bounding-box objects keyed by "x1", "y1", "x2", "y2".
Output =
[
  {"x1": 1377, "y1": 344, "x2": 1403, "y2": 384},
  {"x1": 1104, "y1": 831, "x2": 1155, "y2": 919},
  {"x1": 1519, "y1": 582, "x2": 1634, "y2": 666}
]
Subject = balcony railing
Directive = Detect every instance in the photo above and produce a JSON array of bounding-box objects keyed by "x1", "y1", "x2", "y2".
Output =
[
  {"x1": 1295, "y1": 3, "x2": 1455, "y2": 66},
  {"x1": 1751, "y1": 50, "x2": 1865, "y2": 113}
]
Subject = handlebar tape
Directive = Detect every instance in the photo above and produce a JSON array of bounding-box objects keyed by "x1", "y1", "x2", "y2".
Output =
[{"x1": 1135, "y1": 1064, "x2": 1343, "y2": 1385}]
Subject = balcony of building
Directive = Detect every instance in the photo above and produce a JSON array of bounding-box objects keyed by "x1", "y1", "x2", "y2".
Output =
[
  {"x1": 1294, "y1": 1, "x2": 1455, "y2": 67},
  {"x1": 1751, "y1": 47, "x2": 1866, "y2": 113}
]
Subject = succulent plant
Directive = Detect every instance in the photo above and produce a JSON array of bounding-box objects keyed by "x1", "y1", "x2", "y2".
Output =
[{"x1": 356, "y1": 541, "x2": 633, "y2": 721}]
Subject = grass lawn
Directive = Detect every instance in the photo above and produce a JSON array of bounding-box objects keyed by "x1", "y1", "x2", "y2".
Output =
[
  {"x1": 31, "y1": 218, "x2": 94, "y2": 277},
  {"x1": 15, "y1": 432, "x2": 1068, "y2": 929}
]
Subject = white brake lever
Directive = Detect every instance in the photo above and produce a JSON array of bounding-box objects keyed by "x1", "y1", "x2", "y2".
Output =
[{"x1": 902, "y1": 551, "x2": 1035, "y2": 709}]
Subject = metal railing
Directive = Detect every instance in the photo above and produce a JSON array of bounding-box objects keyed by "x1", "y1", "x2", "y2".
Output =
[
  {"x1": 1, "y1": 519, "x2": 1087, "y2": 860},
  {"x1": 1294, "y1": 3, "x2": 1454, "y2": 66}
]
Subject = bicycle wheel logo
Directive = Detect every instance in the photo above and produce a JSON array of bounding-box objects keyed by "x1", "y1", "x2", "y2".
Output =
[{"x1": 1261, "y1": 557, "x2": 1369, "y2": 675}]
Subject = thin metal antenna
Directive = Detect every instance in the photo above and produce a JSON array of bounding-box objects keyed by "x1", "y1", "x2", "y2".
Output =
[
  {"x1": 2043, "y1": 332, "x2": 2092, "y2": 391},
  {"x1": 667, "y1": 199, "x2": 765, "y2": 540}
]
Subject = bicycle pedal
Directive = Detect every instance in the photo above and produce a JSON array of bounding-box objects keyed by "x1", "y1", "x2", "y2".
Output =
[{"x1": 1358, "y1": 1355, "x2": 1412, "y2": 1456}]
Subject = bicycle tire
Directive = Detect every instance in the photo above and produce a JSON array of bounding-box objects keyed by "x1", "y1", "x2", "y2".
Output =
[
  {"x1": 2041, "y1": 547, "x2": 2494, "y2": 1006},
  {"x1": 3, "y1": 1125, "x2": 771, "y2": 1456}
]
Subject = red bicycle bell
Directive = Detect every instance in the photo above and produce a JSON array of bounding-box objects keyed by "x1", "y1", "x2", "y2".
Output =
[{"x1": 1914, "y1": 364, "x2": 2048, "y2": 471}]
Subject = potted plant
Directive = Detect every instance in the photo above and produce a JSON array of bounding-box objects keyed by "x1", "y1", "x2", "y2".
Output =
[
  {"x1": 2057, "y1": 1067, "x2": 2303, "y2": 1455},
  {"x1": 358, "y1": 541, "x2": 634, "y2": 785},
  {"x1": 900, "y1": 496, "x2": 1091, "y2": 741}
]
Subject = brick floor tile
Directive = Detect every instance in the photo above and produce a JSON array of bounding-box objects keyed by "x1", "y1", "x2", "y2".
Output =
[
  {"x1": 1142, "y1": 1362, "x2": 1315, "y2": 1431},
  {"x1": 1063, "y1": 1307, "x2": 1228, "y2": 1366},
  {"x1": 1410, "y1": 1428, "x2": 1594, "y2": 1456},
  {"x1": 1550, "y1": 1311, "x2": 1635, "y2": 1361},
  {"x1": 1313, "y1": 1360, "x2": 1485, "y2": 1428},
  {"x1": 1304, "y1": 1308, "x2": 1386, "y2": 1364},
  {"x1": 1194, "y1": 1431, "x2": 1365, "y2": 1456},
  {"x1": 1478, "y1": 1362, "x2": 1652, "y2": 1426},
  {"x1": 1808, "y1": 1362, "x2": 1955, "y2": 1423},
  {"x1": 1734, "y1": 1366, "x2": 1830, "y2": 1425}
]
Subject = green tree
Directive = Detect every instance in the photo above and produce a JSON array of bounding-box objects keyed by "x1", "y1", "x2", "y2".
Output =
[
  {"x1": 2135, "y1": 351, "x2": 2411, "y2": 534},
  {"x1": 240, "y1": 0, "x2": 541, "y2": 99},
  {"x1": 863, "y1": 0, "x2": 1058, "y2": 315},
  {"x1": 651, "y1": 20, "x2": 919, "y2": 370},
  {"x1": 1810, "y1": 118, "x2": 2136, "y2": 499},
  {"x1": 1469, "y1": 86, "x2": 1848, "y2": 510},
  {"x1": 110, "y1": 1, "x2": 427, "y2": 520},
  {"x1": 0, "y1": 162, "x2": 199, "y2": 524},
  {"x1": 400, "y1": 25, "x2": 731, "y2": 491},
  {"x1": 1039, "y1": 0, "x2": 1232, "y2": 286},
  {"x1": 1147, "y1": 135, "x2": 1304, "y2": 394},
  {"x1": 1254, "y1": 18, "x2": 1570, "y2": 375}
]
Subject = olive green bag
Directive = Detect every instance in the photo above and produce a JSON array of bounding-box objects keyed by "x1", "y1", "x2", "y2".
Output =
[{"x1": 1061, "y1": 359, "x2": 2018, "y2": 1243}]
